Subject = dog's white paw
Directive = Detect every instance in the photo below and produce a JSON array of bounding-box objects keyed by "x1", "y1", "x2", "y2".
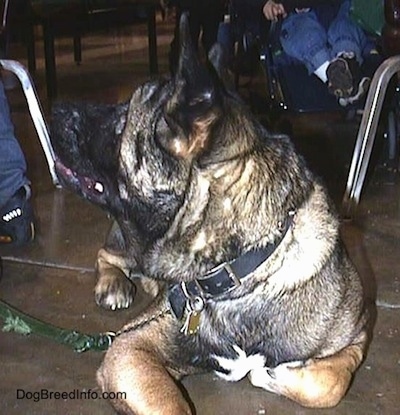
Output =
[
  {"x1": 248, "y1": 360, "x2": 306, "y2": 393},
  {"x1": 94, "y1": 273, "x2": 136, "y2": 310}
]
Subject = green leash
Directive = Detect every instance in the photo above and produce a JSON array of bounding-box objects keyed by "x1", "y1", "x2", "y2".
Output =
[{"x1": 0, "y1": 298, "x2": 115, "y2": 352}]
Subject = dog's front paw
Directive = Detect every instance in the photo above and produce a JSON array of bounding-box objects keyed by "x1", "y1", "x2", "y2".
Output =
[{"x1": 94, "y1": 271, "x2": 136, "y2": 310}]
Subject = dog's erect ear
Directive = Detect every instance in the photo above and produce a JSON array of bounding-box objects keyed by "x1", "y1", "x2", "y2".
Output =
[
  {"x1": 208, "y1": 43, "x2": 235, "y2": 91},
  {"x1": 165, "y1": 13, "x2": 221, "y2": 159}
]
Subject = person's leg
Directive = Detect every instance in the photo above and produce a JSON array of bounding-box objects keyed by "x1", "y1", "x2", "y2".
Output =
[
  {"x1": 280, "y1": 11, "x2": 332, "y2": 77},
  {"x1": 217, "y1": 18, "x2": 234, "y2": 64},
  {"x1": 0, "y1": 78, "x2": 35, "y2": 246},
  {"x1": 327, "y1": 0, "x2": 367, "y2": 65},
  {"x1": 0, "y1": 78, "x2": 29, "y2": 208},
  {"x1": 326, "y1": 0, "x2": 371, "y2": 104}
]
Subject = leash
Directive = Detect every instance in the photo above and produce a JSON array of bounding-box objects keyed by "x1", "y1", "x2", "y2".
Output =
[
  {"x1": 0, "y1": 298, "x2": 114, "y2": 352},
  {"x1": 0, "y1": 296, "x2": 171, "y2": 352}
]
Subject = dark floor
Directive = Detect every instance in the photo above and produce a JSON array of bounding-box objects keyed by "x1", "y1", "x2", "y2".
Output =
[{"x1": 0, "y1": 14, "x2": 399, "y2": 415}]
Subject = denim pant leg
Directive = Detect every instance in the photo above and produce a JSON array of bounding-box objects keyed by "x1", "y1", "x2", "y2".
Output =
[
  {"x1": 0, "y1": 79, "x2": 28, "y2": 209},
  {"x1": 327, "y1": 0, "x2": 367, "y2": 64},
  {"x1": 280, "y1": 11, "x2": 332, "y2": 74},
  {"x1": 217, "y1": 21, "x2": 235, "y2": 63}
]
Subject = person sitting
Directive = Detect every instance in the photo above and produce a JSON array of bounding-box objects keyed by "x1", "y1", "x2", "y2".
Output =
[
  {"x1": 262, "y1": 0, "x2": 375, "y2": 106},
  {"x1": 0, "y1": 77, "x2": 35, "y2": 247}
]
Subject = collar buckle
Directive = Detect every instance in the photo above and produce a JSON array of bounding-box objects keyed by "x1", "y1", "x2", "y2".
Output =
[
  {"x1": 197, "y1": 261, "x2": 241, "y2": 297},
  {"x1": 223, "y1": 263, "x2": 241, "y2": 287},
  {"x1": 203, "y1": 261, "x2": 239, "y2": 285}
]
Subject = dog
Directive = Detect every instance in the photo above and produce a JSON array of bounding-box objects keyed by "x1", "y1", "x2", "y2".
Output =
[{"x1": 51, "y1": 14, "x2": 369, "y2": 415}]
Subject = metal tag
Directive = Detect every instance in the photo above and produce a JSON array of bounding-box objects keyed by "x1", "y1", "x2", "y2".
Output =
[{"x1": 180, "y1": 296, "x2": 204, "y2": 336}]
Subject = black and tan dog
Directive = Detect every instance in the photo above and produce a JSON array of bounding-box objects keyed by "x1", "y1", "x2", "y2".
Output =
[{"x1": 51, "y1": 15, "x2": 368, "y2": 415}]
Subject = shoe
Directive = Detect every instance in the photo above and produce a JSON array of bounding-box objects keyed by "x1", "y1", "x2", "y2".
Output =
[
  {"x1": 326, "y1": 57, "x2": 357, "y2": 99},
  {"x1": 338, "y1": 76, "x2": 371, "y2": 107},
  {"x1": 0, "y1": 185, "x2": 35, "y2": 247}
]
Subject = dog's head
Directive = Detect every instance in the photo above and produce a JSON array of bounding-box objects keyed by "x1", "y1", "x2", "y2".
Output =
[{"x1": 52, "y1": 15, "x2": 251, "y2": 238}]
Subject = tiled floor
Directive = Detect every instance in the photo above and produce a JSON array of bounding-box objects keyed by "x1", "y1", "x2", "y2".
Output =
[{"x1": 0, "y1": 13, "x2": 399, "y2": 415}]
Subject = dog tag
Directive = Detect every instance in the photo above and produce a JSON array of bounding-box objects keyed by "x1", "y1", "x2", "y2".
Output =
[
  {"x1": 187, "y1": 310, "x2": 201, "y2": 335},
  {"x1": 180, "y1": 296, "x2": 204, "y2": 336}
]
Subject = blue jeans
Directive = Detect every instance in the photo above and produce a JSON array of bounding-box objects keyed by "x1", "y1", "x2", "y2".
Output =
[
  {"x1": 280, "y1": 0, "x2": 368, "y2": 74},
  {"x1": 0, "y1": 78, "x2": 29, "y2": 209}
]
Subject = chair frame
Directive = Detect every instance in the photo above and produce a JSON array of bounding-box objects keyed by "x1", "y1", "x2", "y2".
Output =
[
  {"x1": 0, "y1": 59, "x2": 59, "y2": 186},
  {"x1": 341, "y1": 55, "x2": 400, "y2": 218}
]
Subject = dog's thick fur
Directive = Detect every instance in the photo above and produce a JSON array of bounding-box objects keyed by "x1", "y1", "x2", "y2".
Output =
[{"x1": 51, "y1": 16, "x2": 368, "y2": 415}]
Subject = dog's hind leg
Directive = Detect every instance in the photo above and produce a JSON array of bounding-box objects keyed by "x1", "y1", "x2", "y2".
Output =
[
  {"x1": 97, "y1": 315, "x2": 192, "y2": 415},
  {"x1": 248, "y1": 331, "x2": 368, "y2": 408}
]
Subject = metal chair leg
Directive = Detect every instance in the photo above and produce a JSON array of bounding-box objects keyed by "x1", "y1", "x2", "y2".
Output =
[
  {"x1": 0, "y1": 59, "x2": 60, "y2": 187},
  {"x1": 341, "y1": 55, "x2": 400, "y2": 219}
]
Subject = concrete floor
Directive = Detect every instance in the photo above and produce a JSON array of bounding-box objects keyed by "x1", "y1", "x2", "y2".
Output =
[{"x1": 0, "y1": 14, "x2": 399, "y2": 415}]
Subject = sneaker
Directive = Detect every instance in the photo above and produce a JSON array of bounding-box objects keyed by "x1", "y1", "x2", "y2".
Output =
[
  {"x1": 338, "y1": 76, "x2": 371, "y2": 107},
  {"x1": 326, "y1": 56, "x2": 358, "y2": 99},
  {"x1": 0, "y1": 185, "x2": 35, "y2": 246}
]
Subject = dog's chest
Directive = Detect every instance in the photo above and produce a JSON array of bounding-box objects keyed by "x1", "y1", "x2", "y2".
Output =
[{"x1": 211, "y1": 345, "x2": 266, "y2": 382}]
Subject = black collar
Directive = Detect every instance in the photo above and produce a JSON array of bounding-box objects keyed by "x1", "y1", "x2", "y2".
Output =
[{"x1": 168, "y1": 211, "x2": 295, "y2": 319}]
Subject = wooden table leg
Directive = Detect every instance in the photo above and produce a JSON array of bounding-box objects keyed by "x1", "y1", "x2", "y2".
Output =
[
  {"x1": 43, "y1": 19, "x2": 57, "y2": 100},
  {"x1": 147, "y1": 6, "x2": 158, "y2": 74}
]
